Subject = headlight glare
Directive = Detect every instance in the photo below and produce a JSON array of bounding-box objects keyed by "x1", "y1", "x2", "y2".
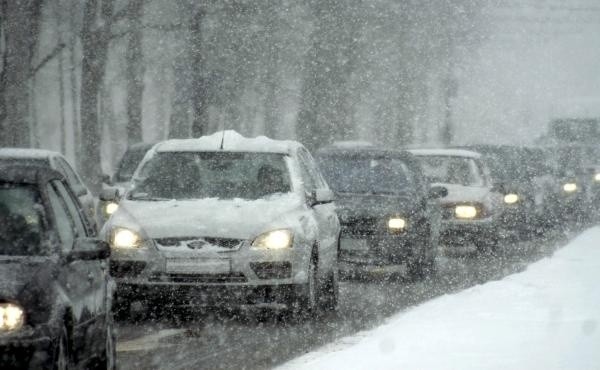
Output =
[
  {"x1": 252, "y1": 229, "x2": 293, "y2": 249},
  {"x1": 455, "y1": 205, "x2": 478, "y2": 219},
  {"x1": 388, "y1": 217, "x2": 406, "y2": 230},
  {"x1": 111, "y1": 228, "x2": 141, "y2": 249},
  {"x1": 594, "y1": 173, "x2": 600, "y2": 182},
  {"x1": 104, "y1": 202, "x2": 119, "y2": 216},
  {"x1": 0, "y1": 303, "x2": 25, "y2": 331},
  {"x1": 503, "y1": 193, "x2": 519, "y2": 204},
  {"x1": 563, "y1": 183, "x2": 577, "y2": 193}
]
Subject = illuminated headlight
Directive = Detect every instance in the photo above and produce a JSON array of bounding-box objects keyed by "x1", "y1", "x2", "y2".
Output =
[
  {"x1": 388, "y1": 217, "x2": 406, "y2": 231},
  {"x1": 0, "y1": 303, "x2": 25, "y2": 332},
  {"x1": 252, "y1": 229, "x2": 293, "y2": 249},
  {"x1": 563, "y1": 183, "x2": 577, "y2": 193},
  {"x1": 455, "y1": 205, "x2": 478, "y2": 219},
  {"x1": 104, "y1": 202, "x2": 119, "y2": 216},
  {"x1": 594, "y1": 173, "x2": 600, "y2": 182},
  {"x1": 503, "y1": 193, "x2": 519, "y2": 204},
  {"x1": 111, "y1": 228, "x2": 142, "y2": 249}
]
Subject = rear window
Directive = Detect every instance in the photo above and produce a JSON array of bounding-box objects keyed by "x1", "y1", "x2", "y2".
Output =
[{"x1": 0, "y1": 183, "x2": 47, "y2": 256}]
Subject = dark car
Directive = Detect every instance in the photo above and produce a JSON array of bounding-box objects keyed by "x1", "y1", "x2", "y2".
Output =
[
  {"x1": 0, "y1": 166, "x2": 115, "y2": 369},
  {"x1": 460, "y1": 145, "x2": 556, "y2": 237},
  {"x1": 316, "y1": 146, "x2": 445, "y2": 280}
]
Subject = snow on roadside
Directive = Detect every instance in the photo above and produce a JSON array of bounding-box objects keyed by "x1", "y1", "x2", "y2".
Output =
[{"x1": 279, "y1": 228, "x2": 600, "y2": 370}]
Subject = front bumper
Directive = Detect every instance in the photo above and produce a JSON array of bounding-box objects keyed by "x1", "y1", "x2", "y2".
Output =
[
  {"x1": 440, "y1": 216, "x2": 499, "y2": 248},
  {"x1": 338, "y1": 233, "x2": 419, "y2": 269},
  {"x1": 0, "y1": 326, "x2": 53, "y2": 369}
]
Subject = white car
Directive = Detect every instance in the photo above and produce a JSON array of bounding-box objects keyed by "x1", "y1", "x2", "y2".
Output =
[
  {"x1": 408, "y1": 149, "x2": 504, "y2": 254},
  {"x1": 101, "y1": 131, "x2": 340, "y2": 316},
  {"x1": 0, "y1": 148, "x2": 96, "y2": 228}
]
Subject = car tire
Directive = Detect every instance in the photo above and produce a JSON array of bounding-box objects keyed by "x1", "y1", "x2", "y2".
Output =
[
  {"x1": 90, "y1": 312, "x2": 116, "y2": 370},
  {"x1": 290, "y1": 255, "x2": 319, "y2": 319},
  {"x1": 52, "y1": 324, "x2": 70, "y2": 370},
  {"x1": 319, "y1": 267, "x2": 339, "y2": 312}
]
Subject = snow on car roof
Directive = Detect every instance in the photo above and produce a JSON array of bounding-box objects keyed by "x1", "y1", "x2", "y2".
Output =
[
  {"x1": 0, "y1": 148, "x2": 59, "y2": 159},
  {"x1": 407, "y1": 148, "x2": 481, "y2": 159},
  {"x1": 155, "y1": 130, "x2": 302, "y2": 154}
]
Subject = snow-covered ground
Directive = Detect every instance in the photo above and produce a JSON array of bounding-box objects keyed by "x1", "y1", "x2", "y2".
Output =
[{"x1": 280, "y1": 228, "x2": 600, "y2": 370}]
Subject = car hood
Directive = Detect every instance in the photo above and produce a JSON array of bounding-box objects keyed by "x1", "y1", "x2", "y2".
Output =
[
  {"x1": 434, "y1": 183, "x2": 490, "y2": 204},
  {"x1": 109, "y1": 193, "x2": 305, "y2": 240},
  {"x1": 334, "y1": 192, "x2": 417, "y2": 219},
  {"x1": 0, "y1": 256, "x2": 57, "y2": 301}
]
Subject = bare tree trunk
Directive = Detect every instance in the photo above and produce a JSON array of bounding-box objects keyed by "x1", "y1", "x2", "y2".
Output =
[
  {"x1": 125, "y1": 0, "x2": 144, "y2": 144},
  {"x1": 80, "y1": 0, "x2": 114, "y2": 193},
  {"x1": 53, "y1": 0, "x2": 67, "y2": 154},
  {"x1": 168, "y1": 48, "x2": 192, "y2": 139},
  {"x1": 190, "y1": 8, "x2": 208, "y2": 138},
  {"x1": 68, "y1": 6, "x2": 80, "y2": 163},
  {"x1": 0, "y1": 0, "x2": 42, "y2": 147}
]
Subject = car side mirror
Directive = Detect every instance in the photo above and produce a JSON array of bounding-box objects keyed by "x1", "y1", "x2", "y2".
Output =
[
  {"x1": 66, "y1": 238, "x2": 111, "y2": 262},
  {"x1": 491, "y1": 182, "x2": 506, "y2": 194},
  {"x1": 101, "y1": 173, "x2": 112, "y2": 185},
  {"x1": 310, "y1": 189, "x2": 335, "y2": 206},
  {"x1": 428, "y1": 185, "x2": 448, "y2": 199},
  {"x1": 99, "y1": 187, "x2": 120, "y2": 202}
]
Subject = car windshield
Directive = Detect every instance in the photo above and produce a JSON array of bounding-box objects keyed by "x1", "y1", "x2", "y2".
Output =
[
  {"x1": 0, "y1": 183, "x2": 45, "y2": 256},
  {"x1": 115, "y1": 146, "x2": 151, "y2": 182},
  {"x1": 318, "y1": 156, "x2": 411, "y2": 195},
  {"x1": 0, "y1": 157, "x2": 50, "y2": 168},
  {"x1": 129, "y1": 152, "x2": 292, "y2": 200},
  {"x1": 418, "y1": 156, "x2": 485, "y2": 187}
]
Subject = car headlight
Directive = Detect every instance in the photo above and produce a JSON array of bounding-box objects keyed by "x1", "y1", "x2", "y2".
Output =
[
  {"x1": 503, "y1": 193, "x2": 519, "y2": 204},
  {"x1": 563, "y1": 183, "x2": 577, "y2": 193},
  {"x1": 0, "y1": 303, "x2": 25, "y2": 332},
  {"x1": 111, "y1": 227, "x2": 142, "y2": 249},
  {"x1": 388, "y1": 217, "x2": 406, "y2": 231},
  {"x1": 594, "y1": 173, "x2": 600, "y2": 182},
  {"x1": 104, "y1": 202, "x2": 119, "y2": 216},
  {"x1": 455, "y1": 205, "x2": 478, "y2": 219},
  {"x1": 252, "y1": 229, "x2": 293, "y2": 249}
]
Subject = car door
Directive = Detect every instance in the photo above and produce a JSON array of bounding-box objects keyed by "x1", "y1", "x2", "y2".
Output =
[
  {"x1": 47, "y1": 180, "x2": 105, "y2": 357},
  {"x1": 297, "y1": 149, "x2": 339, "y2": 271}
]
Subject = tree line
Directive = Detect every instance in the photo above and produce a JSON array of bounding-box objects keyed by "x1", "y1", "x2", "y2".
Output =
[{"x1": 0, "y1": 0, "x2": 487, "y2": 192}]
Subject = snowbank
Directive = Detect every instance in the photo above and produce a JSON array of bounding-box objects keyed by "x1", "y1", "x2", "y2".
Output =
[{"x1": 280, "y1": 228, "x2": 600, "y2": 370}]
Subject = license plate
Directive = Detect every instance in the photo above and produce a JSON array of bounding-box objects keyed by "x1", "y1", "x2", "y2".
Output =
[
  {"x1": 341, "y1": 238, "x2": 369, "y2": 251},
  {"x1": 166, "y1": 258, "x2": 231, "y2": 274}
]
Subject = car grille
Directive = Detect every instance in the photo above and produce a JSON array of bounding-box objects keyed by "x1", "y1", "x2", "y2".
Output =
[
  {"x1": 341, "y1": 217, "x2": 379, "y2": 236},
  {"x1": 149, "y1": 272, "x2": 247, "y2": 283},
  {"x1": 110, "y1": 261, "x2": 147, "y2": 278},
  {"x1": 154, "y1": 237, "x2": 244, "y2": 250}
]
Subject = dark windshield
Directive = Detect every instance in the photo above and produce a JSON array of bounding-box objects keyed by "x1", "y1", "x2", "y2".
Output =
[
  {"x1": 0, "y1": 158, "x2": 50, "y2": 168},
  {"x1": 129, "y1": 152, "x2": 291, "y2": 200},
  {"x1": 0, "y1": 183, "x2": 46, "y2": 256},
  {"x1": 115, "y1": 146, "x2": 152, "y2": 182},
  {"x1": 418, "y1": 156, "x2": 485, "y2": 187},
  {"x1": 318, "y1": 156, "x2": 411, "y2": 195},
  {"x1": 477, "y1": 147, "x2": 551, "y2": 181}
]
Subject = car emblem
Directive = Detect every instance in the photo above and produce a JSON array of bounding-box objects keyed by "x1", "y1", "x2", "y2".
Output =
[{"x1": 186, "y1": 240, "x2": 207, "y2": 249}]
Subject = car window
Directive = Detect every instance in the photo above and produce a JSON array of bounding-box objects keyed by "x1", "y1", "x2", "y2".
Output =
[
  {"x1": 131, "y1": 151, "x2": 292, "y2": 200},
  {"x1": 52, "y1": 180, "x2": 89, "y2": 238},
  {"x1": 55, "y1": 157, "x2": 86, "y2": 194},
  {"x1": 116, "y1": 146, "x2": 151, "y2": 182},
  {"x1": 47, "y1": 183, "x2": 75, "y2": 252},
  {"x1": 418, "y1": 156, "x2": 485, "y2": 187},
  {"x1": 0, "y1": 183, "x2": 46, "y2": 256}
]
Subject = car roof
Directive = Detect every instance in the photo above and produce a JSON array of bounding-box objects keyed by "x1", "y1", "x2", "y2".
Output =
[
  {"x1": 407, "y1": 148, "x2": 481, "y2": 159},
  {"x1": 127, "y1": 142, "x2": 158, "y2": 151},
  {"x1": 0, "y1": 165, "x2": 63, "y2": 184},
  {"x1": 0, "y1": 148, "x2": 59, "y2": 160},
  {"x1": 154, "y1": 130, "x2": 303, "y2": 155},
  {"x1": 316, "y1": 145, "x2": 413, "y2": 160}
]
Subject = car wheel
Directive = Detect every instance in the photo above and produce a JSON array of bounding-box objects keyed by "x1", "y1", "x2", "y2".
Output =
[
  {"x1": 52, "y1": 325, "x2": 70, "y2": 370},
  {"x1": 91, "y1": 312, "x2": 116, "y2": 370},
  {"x1": 290, "y1": 256, "x2": 319, "y2": 318},
  {"x1": 320, "y1": 267, "x2": 339, "y2": 312}
]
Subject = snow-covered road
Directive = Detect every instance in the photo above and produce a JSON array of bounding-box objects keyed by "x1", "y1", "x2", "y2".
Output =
[
  {"x1": 116, "y1": 229, "x2": 571, "y2": 369},
  {"x1": 280, "y1": 228, "x2": 600, "y2": 370}
]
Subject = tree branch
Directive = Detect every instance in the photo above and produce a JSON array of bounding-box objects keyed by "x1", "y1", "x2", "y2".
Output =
[{"x1": 30, "y1": 42, "x2": 66, "y2": 75}]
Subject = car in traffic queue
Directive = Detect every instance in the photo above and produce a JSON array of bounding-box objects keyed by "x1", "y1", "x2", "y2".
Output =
[
  {"x1": 408, "y1": 149, "x2": 505, "y2": 254},
  {"x1": 0, "y1": 166, "x2": 115, "y2": 369},
  {"x1": 100, "y1": 130, "x2": 340, "y2": 317},
  {"x1": 459, "y1": 145, "x2": 557, "y2": 238},
  {"x1": 316, "y1": 145, "x2": 445, "y2": 280},
  {"x1": 97, "y1": 142, "x2": 156, "y2": 227},
  {"x1": 0, "y1": 148, "x2": 97, "y2": 230}
]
